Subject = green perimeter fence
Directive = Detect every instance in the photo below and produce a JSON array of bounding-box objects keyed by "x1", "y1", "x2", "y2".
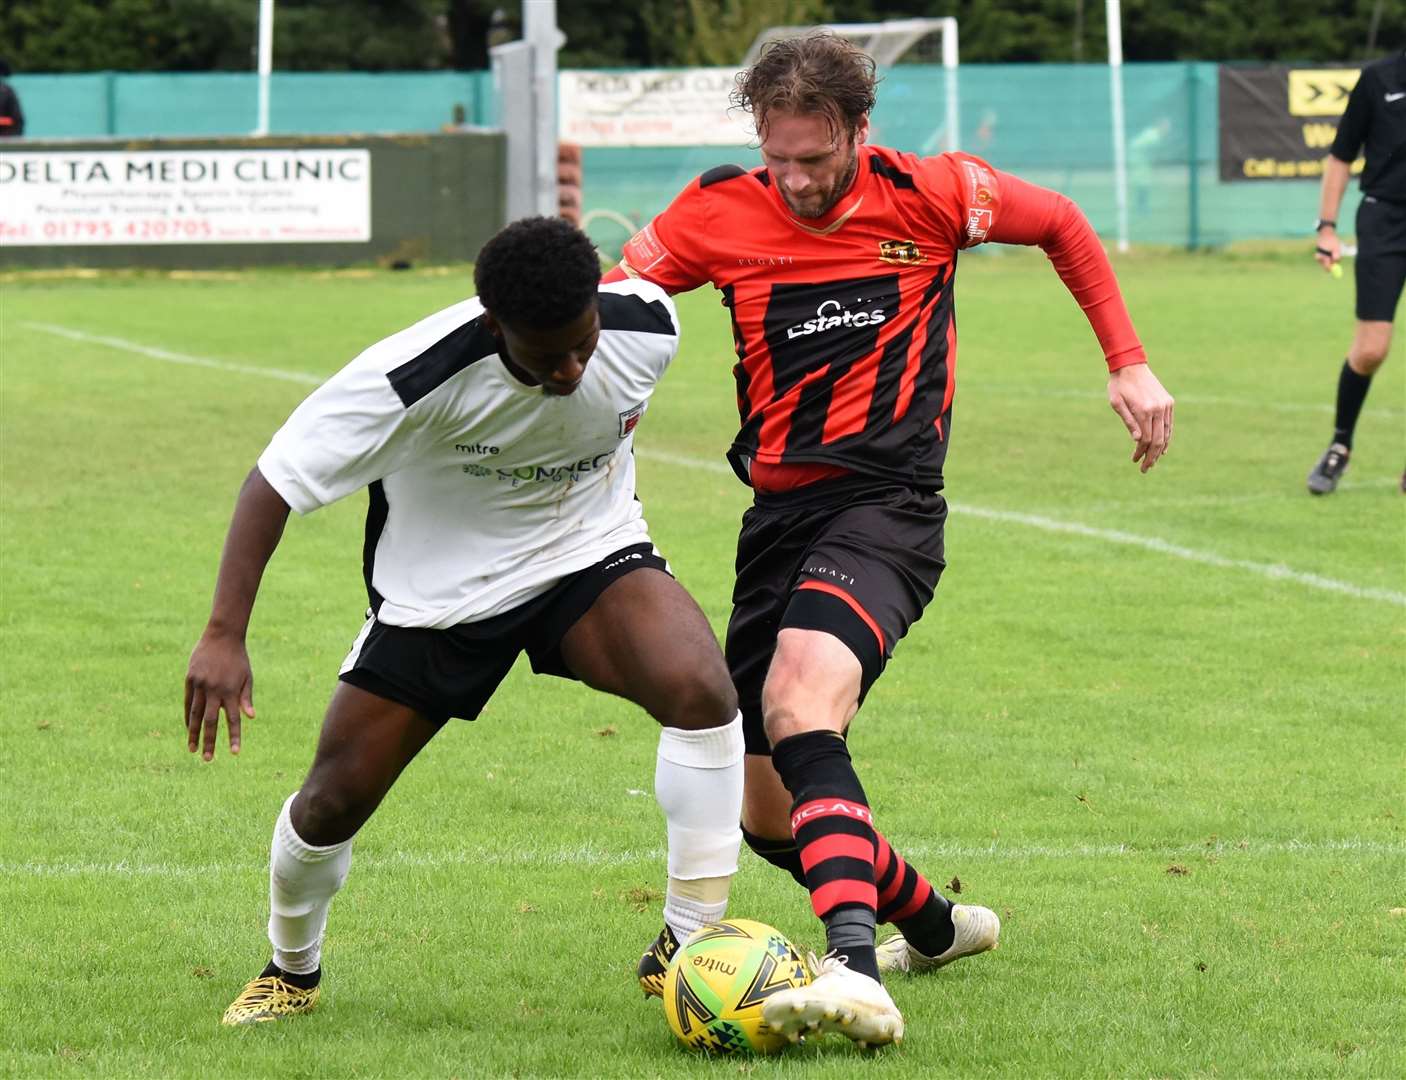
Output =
[{"x1": 7, "y1": 63, "x2": 1357, "y2": 255}]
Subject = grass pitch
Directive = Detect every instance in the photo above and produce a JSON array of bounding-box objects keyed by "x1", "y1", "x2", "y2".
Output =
[{"x1": 1, "y1": 251, "x2": 1403, "y2": 1078}]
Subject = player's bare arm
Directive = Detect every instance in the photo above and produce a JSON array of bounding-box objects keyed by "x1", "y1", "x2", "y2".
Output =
[
  {"x1": 1314, "y1": 156, "x2": 1351, "y2": 271},
  {"x1": 184, "y1": 466, "x2": 291, "y2": 760}
]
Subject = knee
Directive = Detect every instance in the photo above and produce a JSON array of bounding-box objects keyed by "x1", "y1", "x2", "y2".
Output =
[
  {"x1": 1350, "y1": 331, "x2": 1393, "y2": 372},
  {"x1": 1352, "y1": 351, "x2": 1389, "y2": 374},
  {"x1": 741, "y1": 792, "x2": 790, "y2": 841},
  {"x1": 293, "y1": 776, "x2": 370, "y2": 846},
  {"x1": 656, "y1": 669, "x2": 738, "y2": 731}
]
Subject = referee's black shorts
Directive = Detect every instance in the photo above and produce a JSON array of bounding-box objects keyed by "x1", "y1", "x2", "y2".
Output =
[
  {"x1": 338, "y1": 542, "x2": 668, "y2": 726},
  {"x1": 724, "y1": 475, "x2": 947, "y2": 756},
  {"x1": 1355, "y1": 196, "x2": 1406, "y2": 323}
]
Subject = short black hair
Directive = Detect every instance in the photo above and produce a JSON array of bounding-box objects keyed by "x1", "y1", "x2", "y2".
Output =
[{"x1": 474, "y1": 216, "x2": 601, "y2": 329}]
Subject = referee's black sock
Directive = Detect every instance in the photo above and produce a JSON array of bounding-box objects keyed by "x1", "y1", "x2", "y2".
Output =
[{"x1": 1333, "y1": 359, "x2": 1374, "y2": 449}]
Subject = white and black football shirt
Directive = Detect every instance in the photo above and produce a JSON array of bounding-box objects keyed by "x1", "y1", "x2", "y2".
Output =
[{"x1": 257, "y1": 278, "x2": 680, "y2": 628}]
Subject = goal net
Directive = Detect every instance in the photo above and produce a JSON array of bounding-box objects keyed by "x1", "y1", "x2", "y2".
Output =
[{"x1": 743, "y1": 18, "x2": 960, "y2": 153}]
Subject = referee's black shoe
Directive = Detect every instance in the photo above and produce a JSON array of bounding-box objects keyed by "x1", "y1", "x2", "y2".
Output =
[{"x1": 1307, "y1": 442, "x2": 1350, "y2": 495}]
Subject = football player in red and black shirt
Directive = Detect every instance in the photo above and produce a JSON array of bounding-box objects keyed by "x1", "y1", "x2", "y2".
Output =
[{"x1": 610, "y1": 33, "x2": 1175, "y2": 1047}]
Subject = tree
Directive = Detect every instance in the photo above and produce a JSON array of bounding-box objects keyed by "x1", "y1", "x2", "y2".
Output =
[
  {"x1": 0, "y1": 0, "x2": 1400, "y2": 72},
  {"x1": 0, "y1": 0, "x2": 253, "y2": 72},
  {"x1": 648, "y1": 0, "x2": 831, "y2": 67},
  {"x1": 0, "y1": 0, "x2": 452, "y2": 73}
]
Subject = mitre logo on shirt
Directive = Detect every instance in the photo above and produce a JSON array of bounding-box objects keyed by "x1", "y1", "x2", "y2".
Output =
[
  {"x1": 454, "y1": 442, "x2": 500, "y2": 456},
  {"x1": 878, "y1": 239, "x2": 925, "y2": 266}
]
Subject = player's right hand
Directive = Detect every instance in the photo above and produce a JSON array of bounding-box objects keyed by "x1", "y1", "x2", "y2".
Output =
[
  {"x1": 184, "y1": 629, "x2": 255, "y2": 761},
  {"x1": 1314, "y1": 232, "x2": 1342, "y2": 272}
]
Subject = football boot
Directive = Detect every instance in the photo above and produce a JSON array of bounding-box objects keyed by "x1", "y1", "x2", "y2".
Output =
[
  {"x1": 877, "y1": 903, "x2": 1001, "y2": 976},
  {"x1": 221, "y1": 962, "x2": 321, "y2": 1025},
  {"x1": 1307, "y1": 442, "x2": 1350, "y2": 495},
  {"x1": 637, "y1": 924, "x2": 680, "y2": 999},
  {"x1": 761, "y1": 951, "x2": 903, "y2": 1048}
]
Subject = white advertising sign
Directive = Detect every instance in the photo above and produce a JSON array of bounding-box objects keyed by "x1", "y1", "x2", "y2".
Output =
[
  {"x1": 0, "y1": 149, "x2": 371, "y2": 246},
  {"x1": 559, "y1": 68, "x2": 753, "y2": 148}
]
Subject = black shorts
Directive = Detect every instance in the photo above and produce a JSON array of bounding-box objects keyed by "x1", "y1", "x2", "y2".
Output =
[
  {"x1": 339, "y1": 542, "x2": 668, "y2": 726},
  {"x1": 1355, "y1": 196, "x2": 1406, "y2": 322},
  {"x1": 724, "y1": 476, "x2": 947, "y2": 755}
]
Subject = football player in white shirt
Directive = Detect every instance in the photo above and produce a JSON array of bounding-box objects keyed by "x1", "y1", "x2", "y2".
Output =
[{"x1": 185, "y1": 218, "x2": 744, "y2": 1024}]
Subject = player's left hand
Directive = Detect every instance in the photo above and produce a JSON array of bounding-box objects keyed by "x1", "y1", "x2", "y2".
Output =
[{"x1": 1107, "y1": 362, "x2": 1174, "y2": 472}]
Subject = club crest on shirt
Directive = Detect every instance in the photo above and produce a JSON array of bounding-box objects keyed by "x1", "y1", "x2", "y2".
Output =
[
  {"x1": 878, "y1": 239, "x2": 925, "y2": 265},
  {"x1": 618, "y1": 402, "x2": 646, "y2": 438}
]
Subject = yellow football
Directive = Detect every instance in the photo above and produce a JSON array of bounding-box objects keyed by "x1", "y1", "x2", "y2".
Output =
[{"x1": 662, "y1": 919, "x2": 811, "y2": 1055}]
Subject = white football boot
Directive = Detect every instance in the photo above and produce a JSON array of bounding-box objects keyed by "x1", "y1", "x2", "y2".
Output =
[
  {"x1": 876, "y1": 903, "x2": 1001, "y2": 976},
  {"x1": 761, "y1": 952, "x2": 904, "y2": 1048}
]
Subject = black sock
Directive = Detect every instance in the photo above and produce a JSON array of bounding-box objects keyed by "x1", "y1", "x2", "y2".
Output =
[
  {"x1": 1333, "y1": 360, "x2": 1373, "y2": 449},
  {"x1": 895, "y1": 892, "x2": 956, "y2": 958},
  {"x1": 260, "y1": 959, "x2": 321, "y2": 989},
  {"x1": 741, "y1": 826, "x2": 809, "y2": 888},
  {"x1": 824, "y1": 907, "x2": 880, "y2": 981}
]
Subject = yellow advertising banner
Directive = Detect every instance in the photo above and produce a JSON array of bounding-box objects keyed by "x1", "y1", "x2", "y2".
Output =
[
  {"x1": 1219, "y1": 64, "x2": 1366, "y2": 181},
  {"x1": 1286, "y1": 69, "x2": 1361, "y2": 116}
]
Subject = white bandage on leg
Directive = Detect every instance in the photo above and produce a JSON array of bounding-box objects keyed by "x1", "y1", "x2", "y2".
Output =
[
  {"x1": 267, "y1": 792, "x2": 353, "y2": 975},
  {"x1": 654, "y1": 713, "x2": 744, "y2": 941}
]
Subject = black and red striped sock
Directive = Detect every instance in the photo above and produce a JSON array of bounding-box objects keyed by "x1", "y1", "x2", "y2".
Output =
[
  {"x1": 875, "y1": 831, "x2": 955, "y2": 957},
  {"x1": 771, "y1": 730, "x2": 880, "y2": 981}
]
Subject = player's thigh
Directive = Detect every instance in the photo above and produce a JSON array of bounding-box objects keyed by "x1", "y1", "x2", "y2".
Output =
[
  {"x1": 559, "y1": 566, "x2": 736, "y2": 728},
  {"x1": 295, "y1": 681, "x2": 443, "y2": 844},
  {"x1": 725, "y1": 502, "x2": 817, "y2": 754},
  {"x1": 297, "y1": 614, "x2": 521, "y2": 841},
  {"x1": 762, "y1": 627, "x2": 861, "y2": 739},
  {"x1": 774, "y1": 486, "x2": 947, "y2": 713}
]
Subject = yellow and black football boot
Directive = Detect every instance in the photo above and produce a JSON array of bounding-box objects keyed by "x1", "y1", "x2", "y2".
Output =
[
  {"x1": 637, "y1": 925, "x2": 680, "y2": 999},
  {"x1": 221, "y1": 962, "x2": 321, "y2": 1025}
]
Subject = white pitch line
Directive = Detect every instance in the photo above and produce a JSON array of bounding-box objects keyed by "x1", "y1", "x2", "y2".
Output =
[
  {"x1": 19, "y1": 321, "x2": 1406, "y2": 608},
  {"x1": 634, "y1": 449, "x2": 1406, "y2": 608},
  {"x1": 3, "y1": 837, "x2": 1400, "y2": 880},
  {"x1": 973, "y1": 383, "x2": 1405, "y2": 420},
  {"x1": 19, "y1": 321, "x2": 323, "y2": 387},
  {"x1": 952, "y1": 505, "x2": 1406, "y2": 607},
  {"x1": 1077, "y1": 475, "x2": 1406, "y2": 513}
]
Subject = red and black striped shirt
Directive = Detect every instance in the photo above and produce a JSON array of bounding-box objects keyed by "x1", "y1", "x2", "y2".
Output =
[{"x1": 607, "y1": 145, "x2": 1146, "y2": 491}]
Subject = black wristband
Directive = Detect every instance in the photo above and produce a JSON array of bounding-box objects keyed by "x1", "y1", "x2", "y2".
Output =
[{"x1": 1315, "y1": 219, "x2": 1337, "y2": 231}]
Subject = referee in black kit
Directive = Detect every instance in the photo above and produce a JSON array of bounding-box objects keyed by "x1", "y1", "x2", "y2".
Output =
[{"x1": 1308, "y1": 49, "x2": 1406, "y2": 496}]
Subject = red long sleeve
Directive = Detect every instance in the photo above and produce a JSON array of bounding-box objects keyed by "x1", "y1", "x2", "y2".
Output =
[{"x1": 986, "y1": 171, "x2": 1147, "y2": 371}]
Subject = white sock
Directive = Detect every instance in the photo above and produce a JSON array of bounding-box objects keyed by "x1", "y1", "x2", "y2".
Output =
[
  {"x1": 268, "y1": 792, "x2": 352, "y2": 975},
  {"x1": 654, "y1": 713, "x2": 744, "y2": 943},
  {"x1": 664, "y1": 889, "x2": 729, "y2": 942}
]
